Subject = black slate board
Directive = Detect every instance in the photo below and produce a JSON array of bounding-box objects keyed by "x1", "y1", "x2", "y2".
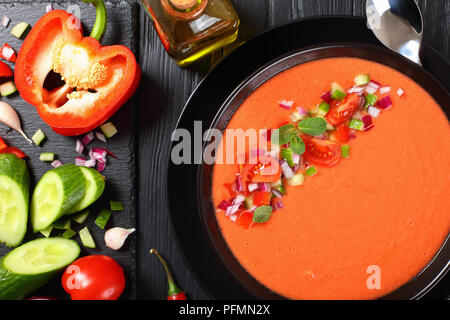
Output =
[{"x1": 0, "y1": 0, "x2": 138, "y2": 299}]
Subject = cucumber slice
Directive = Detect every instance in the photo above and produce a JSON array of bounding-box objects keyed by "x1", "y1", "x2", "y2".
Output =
[
  {"x1": 72, "y1": 210, "x2": 90, "y2": 224},
  {"x1": 341, "y1": 145, "x2": 350, "y2": 159},
  {"x1": 32, "y1": 129, "x2": 46, "y2": 146},
  {"x1": 39, "y1": 225, "x2": 53, "y2": 238},
  {"x1": 31, "y1": 164, "x2": 86, "y2": 232},
  {"x1": 0, "y1": 81, "x2": 17, "y2": 96},
  {"x1": 110, "y1": 201, "x2": 124, "y2": 211},
  {"x1": 330, "y1": 82, "x2": 346, "y2": 100},
  {"x1": 39, "y1": 153, "x2": 55, "y2": 162},
  {"x1": 0, "y1": 238, "x2": 80, "y2": 300},
  {"x1": 10, "y1": 22, "x2": 29, "y2": 39},
  {"x1": 287, "y1": 173, "x2": 305, "y2": 186},
  {"x1": 99, "y1": 122, "x2": 117, "y2": 138},
  {"x1": 79, "y1": 227, "x2": 96, "y2": 248},
  {"x1": 66, "y1": 167, "x2": 105, "y2": 215},
  {"x1": 317, "y1": 102, "x2": 330, "y2": 116},
  {"x1": 354, "y1": 74, "x2": 370, "y2": 86},
  {"x1": 53, "y1": 217, "x2": 71, "y2": 230},
  {"x1": 0, "y1": 154, "x2": 30, "y2": 247},
  {"x1": 95, "y1": 209, "x2": 111, "y2": 229},
  {"x1": 62, "y1": 229, "x2": 76, "y2": 239}
]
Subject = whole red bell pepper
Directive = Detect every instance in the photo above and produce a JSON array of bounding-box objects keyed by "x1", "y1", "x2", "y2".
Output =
[{"x1": 14, "y1": 0, "x2": 140, "y2": 136}]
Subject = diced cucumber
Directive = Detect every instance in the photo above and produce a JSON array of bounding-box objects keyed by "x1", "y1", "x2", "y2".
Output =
[
  {"x1": 354, "y1": 74, "x2": 370, "y2": 86},
  {"x1": 99, "y1": 122, "x2": 117, "y2": 138},
  {"x1": 272, "y1": 184, "x2": 286, "y2": 195},
  {"x1": 32, "y1": 129, "x2": 46, "y2": 146},
  {"x1": 79, "y1": 227, "x2": 96, "y2": 248},
  {"x1": 39, "y1": 153, "x2": 55, "y2": 162},
  {"x1": 110, "y1": 201, "x2": 124, "y2": 211},
  {"x1": 72, "y1": 210, "x2": 90, "y2": 224},
  {"x1": 0, "y1": 154, "x2": 30, "y2": 247},
  {"x1": 348, "y1": 118, "x2": 364, "y2": 131},
  {"x1": 53, "y1": 217, "x2": 71, "y2": 230},
  {"x1": 330, "y1": 82, "x2": 346, "y2": 100},
  {"x1": 244, "y1": 196, "x2": 254, "y2": 210},
  {"x1": 95, "y1": 209, "x2": 111, "y2": 229},
  {"x1": 62, "y1": 229, "x2": 77, "y2": 239},
  {"x1": 0, "y1": 81, "x2": 17, "y2": 96},
  {"x1": 305, "y1": 166, "x2": 318, "y2": 177},
  {"x1": 66, "y1": 167, "x2": 105, "y2": 215},
  {"x1": 317, "y1": 102, "x2": 330, "y2": 116},
  {"x1": 342, "y1": 145, "x2": 350, "y2": 158},
  {"x1": 31, "y1": 164, "x2": 86, "y2": 232},
  {"x1": 0, "y1": 238, "x2": 80, "y2": 299},
  {"x1": 287, "y1": 173, "x2": 305, "y2": 186},
  {"x1": 364, "y1": 93, "x2": 378, "y2": 109},
  {"x1": 10, "y1": 22, "x2": 29, "y2": 39},
  {"x1": 280, "y1": 148, "x2": 295, "y2": 167},
  {"x1": 39, "y1": 225, "x2": 53, "y2": 238}
]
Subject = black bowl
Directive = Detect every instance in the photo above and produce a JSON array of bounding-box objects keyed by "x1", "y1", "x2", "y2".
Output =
[{"x1": 168, "y1": 17, "x2": 450, "y2": 300}]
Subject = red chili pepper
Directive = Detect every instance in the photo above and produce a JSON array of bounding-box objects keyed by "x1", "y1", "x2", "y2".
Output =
[
  {"x1": 150, "y1": 249, "x2": 187, "y2": 300},
  {"x1": 0, "y1": 61, "x2": 13, "y2": 78},
  {"x1": 14, "y1": 0, "x2": 140, "y2": 136},
  {"x1": 0, "y1": 43, "x2": 16, "y2": 62}
]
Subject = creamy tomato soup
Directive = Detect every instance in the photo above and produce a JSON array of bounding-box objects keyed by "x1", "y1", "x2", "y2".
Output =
[{"x1": 212, "y1": 57, "x2": 450, "y2": 299}]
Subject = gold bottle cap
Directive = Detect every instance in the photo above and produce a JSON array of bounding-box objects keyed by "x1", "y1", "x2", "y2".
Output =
[{"x1": 169, "y1": 0, "x2": 199, "y2": 10}]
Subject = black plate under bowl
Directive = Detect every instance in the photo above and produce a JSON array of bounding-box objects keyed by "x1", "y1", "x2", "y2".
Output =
[{"x1": 167, "y1": 16, "x2": 450, "y2": 299}]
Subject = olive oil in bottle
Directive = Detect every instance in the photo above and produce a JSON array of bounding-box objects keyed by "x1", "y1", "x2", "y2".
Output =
[{"x1": 141, "y1": 0, "x2": 240, "y2": 66}]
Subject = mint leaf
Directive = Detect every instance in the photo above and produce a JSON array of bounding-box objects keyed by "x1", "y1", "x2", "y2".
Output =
[
  {"x1": 271, "y1": 124, "x2": 297, "y2": 145},
  {"x1": 253, "y1": 206, "x2": 273, "y2": 223},
  {"x1": 280, "y1": 148, "x2": 294, "y2": 167},
  {"x1": 298, "y1": 117, "x2": 327, "y2": 136},
  {"x1": 290, "y1": 136, "x2": 305, "y2": 155}
]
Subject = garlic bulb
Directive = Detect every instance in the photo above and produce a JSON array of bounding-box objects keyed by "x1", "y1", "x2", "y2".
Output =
[{"x1": 104, "y1": 227, "x2": 135, "y2": 250}]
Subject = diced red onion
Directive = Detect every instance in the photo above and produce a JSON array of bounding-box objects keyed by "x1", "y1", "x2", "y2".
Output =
[
  {"x1": 320, "y1": 91, "x2": 333, "y2": 103},
  {"x1": 233, "y1": 195, "x2": 245, "y2": 204},
  {"x1": 248, "y1": 183, "x2": 259, "y2": 192},
  {"x1": 1, "y1": 46, "x2": 14, "y2": 60},
  {"x1": 95, "y1": 131, "x2": 107, "y2": 142},
  {"x1": 1, "y1": 16, "x2": 10, "y2": 28},
  {"x1": 297, "y1": 107, "x2": 309, "y2": 115},
  {"x1": 218, "y1": 200, "x2": 232, "y2": 210},
  {"x1": 349, "y1": 129, "x2": 357, "y2": 140},
  {"x1": 76, "y1": 139, "x2": 84, "y2": 154},
  {"x1": 81, "y1": 132, "x2": 94, "y2": 145},
  {"x1": 75, "y1": 157, "x2": 86, "y2": 166},
  {"x1": 365, "y1": 85, "x2": 378, "y2": 95},
  {"x1": 97, "y1": 161, "x2": 106, "y2": 173},
  {"x1": 84, "y1": 159, "x2": 96, "y2": 168},
  {"x1": 259, "y1": 183, "x2": 271, "y2": 192},
  {"x1": 272, "y1": 199, "x2": 284, "y2": 210},
  {"x1": 248, "y1": 205, "x2": 257, "y2": 212},
  {"x1": 90, "y1": 147, "x2": 107, "y2": 163},
  {"x1": 280, "y1": 159, "x2": 294, "y2": 179},
  {"x1": 369, "y1": 80, "x2": 381, "y2": 87},
  {"x1": 368, "y1": 106, "x2": 381, "y2": 118},
  {"x1": 292, "y1": 153, "x2": 300, "y2": 165},
  {"x1": 361, "y1": 115, "x2": 374, "y2": 131},
  {"x1": 51, "y1": 160, "x2": 63, "y2": 168},
  {"x1": 358, "y1": 96, "x2": 366, "y2": 108},
  {"x1": 235, "y1": 173, "x2": 244, "y2": 192},
  {"x1": 271, "y1": 189, "x2": 283, "y2": 199},
  {"x1": 348, "y1": 86, "x2": 365, "y2": 95},
  {"x1": 379, "y1": 86, "x2": 391, "y2": 94},
  {"x1": 397, "y1": 88, "x2": 404, "y2": 97},
  {"x1": 278, "y1": 100, "x2": 294, "y2": 109},
  {"x1": 102, "y1": 148, "x2": 119, "y2": 159},
  {"x1": 46, "y1": 4, "x2": 54, "y2": 12},
  {"x1": 377, "y1": 95, "x2": 392, "y2": 110},
  {"x1": 226, "y1": 202, "x2": 241, "y2": 216},
  {"x1": 229, "y1": 214, "x2": 237, "y2": 222}
]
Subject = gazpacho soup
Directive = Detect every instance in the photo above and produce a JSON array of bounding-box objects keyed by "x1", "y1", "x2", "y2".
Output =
[{"x1": 212, "y1": 57, "x2": 450, "y2": 299}]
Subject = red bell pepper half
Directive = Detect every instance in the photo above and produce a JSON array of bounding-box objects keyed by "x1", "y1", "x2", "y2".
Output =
[
  {"x1": 0, "y1": 61, "x2": 13, "y2": 78},
  {"x1": 0, "y1": 137, "x2": 26, "y2": 159},
  {"x1": 14, "y1": 0, "x2": 140, "y2": 136}
]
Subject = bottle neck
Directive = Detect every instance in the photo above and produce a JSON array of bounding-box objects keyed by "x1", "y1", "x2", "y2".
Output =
[{"x1": 161, "y1": 0, "x2": 208, "y2": 20}]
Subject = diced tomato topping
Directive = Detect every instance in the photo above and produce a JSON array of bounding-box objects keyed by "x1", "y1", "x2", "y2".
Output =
[
  {"x1": 242, "y1": 156, "x2": 281, "y2": 184},
  {"x1": 326, "y1": 93, "x2": 360, "y2": 126},
  {"x1": 237, "y1": 211, "x2": 253, "y2": 229},
  {"x1": 253, "y1": 191, "x2": 272, "y2": 206},
  {"x1": 303, "y1": 137, "x2": 341, "y2": 167},
  {"x1": 334, "y1": 124, "x2": 350, "y2": 142}
]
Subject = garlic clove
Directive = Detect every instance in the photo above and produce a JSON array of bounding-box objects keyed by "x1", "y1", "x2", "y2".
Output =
[
  {"x1": 0, "y1": 101, "x2": 32, "y2": 144},
  {"x1": 104, "y1": 227, "x2": 135, "y2": 250}
]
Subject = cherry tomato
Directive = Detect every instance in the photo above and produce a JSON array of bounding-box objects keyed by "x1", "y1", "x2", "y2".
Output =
[
  {"x1": 62, "y1": 255, "x2": 125, "y2": 300},
  {"x1": 303, "y1": 137, "x2": 341, "y2": 166},
  {"x1": 326, "y1": 93, "x2": 360, "y2": 126},
  {"x1": 237, "y1": 211, "x2": 253, "y2": 229},
  {"x1": 241, "y1": 156, "x2": 281, "y2": 184},
  {"x1": 252, "y1": 191, "x2": 272, "y2": 206}
]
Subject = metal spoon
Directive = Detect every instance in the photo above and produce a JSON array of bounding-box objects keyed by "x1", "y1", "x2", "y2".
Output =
[{"x1": 366, "y1": 0, "x2": 424, "y2": 65}]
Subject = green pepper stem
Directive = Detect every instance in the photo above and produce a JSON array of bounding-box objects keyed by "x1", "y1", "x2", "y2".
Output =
[
  {"x1": 150, "y1": 249, "x2": 182, "y2": 296},
  {"x1": 82, "y1": 0, "x2": 107, "y2": 41}
]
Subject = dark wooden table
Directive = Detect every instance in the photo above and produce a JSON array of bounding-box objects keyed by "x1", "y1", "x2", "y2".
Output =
[{"x1": 136, "y1": 0, "x2": 449, "y2": 300}]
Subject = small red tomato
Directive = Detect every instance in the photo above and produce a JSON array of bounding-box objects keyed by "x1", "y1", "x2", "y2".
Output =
[
  {"x1": 326, "y1": 93, "x2": 360, "y2": 126},
  {"x1": 61, "y1": 255, "x2": 125, "y2": 300},
  {"x1": 303, "y1": 137, "x2": 341, "y2": 167}
]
